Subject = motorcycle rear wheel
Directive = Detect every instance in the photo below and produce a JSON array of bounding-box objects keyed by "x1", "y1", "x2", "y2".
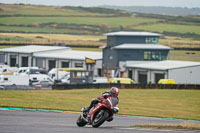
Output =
[
  {"x1": 92, "y1": 110, "x2": 109, "y2": 128},
  {"x1": 76, "y1": 115, "x2": 87, "y2": 127}
]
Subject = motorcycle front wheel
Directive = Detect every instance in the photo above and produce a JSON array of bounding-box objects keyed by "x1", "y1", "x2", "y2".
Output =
[
  {"x1": 92, "y1": 110, "x2": 109, "y2": 128},
  {"x1": 76, "y1": 115, "x2": 87, "y2": 127}
]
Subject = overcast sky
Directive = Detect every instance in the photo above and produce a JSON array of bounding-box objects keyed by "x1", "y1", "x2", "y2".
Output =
[{"x1": 1, "y1": 0, "x2": 200, "y2": 8}]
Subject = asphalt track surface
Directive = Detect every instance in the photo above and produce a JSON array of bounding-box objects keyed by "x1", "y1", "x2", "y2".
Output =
[{"x1": 0, "y1": 110, "x2": 199, "y2": 133}]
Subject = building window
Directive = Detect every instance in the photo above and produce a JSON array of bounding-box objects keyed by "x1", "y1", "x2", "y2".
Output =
[
  {"x1": 146, "y1": 37, "x2": 158, "y2": 44},
  {"x1": 144, "y1": 51, "x2": 166, "y2": 61},
  {"x1": 98, "y1": 69, "x2": 102, "y2": 77},
  {"x1": 73, "y1": 71, "x2": 89, "y2": 78},
  {"x1": 4, "y1": 78, "x2": 8, "y2": 81},
  {"x1": 61, "y1": 62, "x2": 69, "y2": 68},
  {"x1": 151, "y1": 51, "x2": 161, "y2": 60},
  {"x1": 75, "y1": 63, "x2": 83, "y2": 68},
  {"x1": 144, "y1": 51, "x2": 151, "y2": 60}
]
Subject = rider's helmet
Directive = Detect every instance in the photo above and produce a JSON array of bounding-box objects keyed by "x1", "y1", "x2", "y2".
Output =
[{"x1": 110, "y1": 87, "x2": 119, "y2": 97}]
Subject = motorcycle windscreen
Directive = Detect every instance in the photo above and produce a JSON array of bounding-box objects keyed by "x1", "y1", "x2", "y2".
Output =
[{"x1": 106, "y1": 97, "x2": 118, "y2": 108}]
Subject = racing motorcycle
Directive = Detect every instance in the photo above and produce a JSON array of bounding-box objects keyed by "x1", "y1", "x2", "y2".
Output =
[{"x1": 76, "y1": 97, "x2": 119, "y2": 128}]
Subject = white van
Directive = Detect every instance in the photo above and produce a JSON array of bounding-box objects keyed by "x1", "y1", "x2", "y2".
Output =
[
  {"x1": 0, "y1": 65, "x2": 18, "y2": 75},
  {"x1": 29, "y1": 74, "x2": 53, "y2": 84},
  {"x1": 48, "y1": 68, "x2": 70, "y2": 82},
  {"x1": 14, "y1": 67, "x2": 39, "y2": 75},
  {"x1": 93, "y1": 77, "x2": 108, "y2": 84},
  {"x1": 48, "y1": 68, "x2": 85, "y2": 82},
  {"x1": 0, "y1": 75, "x2": 29, "y2": 86}
]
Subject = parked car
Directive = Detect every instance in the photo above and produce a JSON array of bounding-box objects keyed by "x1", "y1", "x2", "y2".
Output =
[
  {"x1": 108, "y1": 78, "x2": 135, "y2": 84},
  {"x1": 158, "y1": 79, "x2": 175, "y2": 84}
]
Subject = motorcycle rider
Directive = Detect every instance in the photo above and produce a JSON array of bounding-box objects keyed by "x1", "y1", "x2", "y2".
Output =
[{"x1": 83, "y1": 87, "x2": 119, "y2": 113}]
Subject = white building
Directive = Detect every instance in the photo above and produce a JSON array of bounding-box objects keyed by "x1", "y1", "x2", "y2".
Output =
[
  {"x1": 0, "y1": 45, "x2": 102, "y2": 76},
  {"x1": 0, "y1": 45, "x2": 69, "y2": 67},
  {"x1": 33, "y1": 49, "x2": 102, "y2": 76},
  {"x1": 126, "y1": 60, "x2": 200, "y2": 84}
]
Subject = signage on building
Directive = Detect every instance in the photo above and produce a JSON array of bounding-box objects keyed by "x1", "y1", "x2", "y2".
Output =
[{"x1": 85, "y1": 57, "x2": 96, "y2": 64}]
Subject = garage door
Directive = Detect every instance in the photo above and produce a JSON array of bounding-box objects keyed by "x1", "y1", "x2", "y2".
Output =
[
  {"x1": 0, "y1": 54, "x2": 5, "y2": 64},
  {"x1": 48, "y1": 60, "x2": 56, "y2": 70},
  {"x1": 36, "y1": 58, "x2": 43, "y2": 68},
  {"x1": 22, "y1": 56, "x2": 28, "y2": 67},
  {"x1": 138, "y1": 71, "x2": 147, "y2": 84},
  {"x1": 155, "y1": 73, "x2": 165, "y2": 84},
  {"x1": 10, "y1": 55, "x2": 17, "y2": 67}
]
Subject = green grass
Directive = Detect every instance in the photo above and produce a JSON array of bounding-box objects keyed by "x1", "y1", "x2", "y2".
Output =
[
  {"x1": 168, "y1": 57, "x2": 200, "y2": 62},
  {"x1": 0, "y1": 4, "x2": 111, "y2": 16},
  {"x1": 0, "y1": 33, "x2": 106, "y2": 46},
  {"x1": 0, "y1": 16, "x2": 157, "y2": 35},
  {"x1": 0, "y1": 35, "x2": 32, "y2": 42},
  {"x1": 159, "y1": 36, "x2": 200, "y2": 49},
  {"x1": 169, "y1": 50, "x2": 200, "y2": 56},
  {"x1": 133, "y1": 23, "x2": 200, "y2": 35},
  {"x1": 0, "y1": 17, "x2": 158, "y2": 27},
  {"x1": 0, "y1": 25, "x2": 84, "y2": 34},
  {"x1": 0, "y1": 4, "x2": 200, "y2": 49},
  {"x1": 132, "y1": 122, "x2": 200, "y2": 130},
  {"x1": 0, "y1": 89, "x2": 200, "y2": 120},
  {"x1": 168, "y1": 50, "x2": 200, "y2": 62},
  {"x1": 0, "y1": 45, "x2": 17, "y2": 49}
]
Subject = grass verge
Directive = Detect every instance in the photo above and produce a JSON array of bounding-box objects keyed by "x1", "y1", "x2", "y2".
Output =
[
  {"x1": 168, "y1": 50, "x2": 200, "y2": 62},
  {"x1": 132, "y1": 121, "x2": 200, "y2": 130},
  {"x1": 0, "y1": 89, "x2": 200, "y2": 120},
  {"x1": 0, "y1": 33, "x2": 106, "y2": 46}
]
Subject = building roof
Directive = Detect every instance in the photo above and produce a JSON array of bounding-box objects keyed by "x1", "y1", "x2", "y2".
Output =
[
  {"x1": 0, "y1": 45, "x2": 69, "y2": 54},
  {"x1": 113, "y1": 44, "x2": 172, "y2": 50},
  {"x1": 105, "y1": 31, "x2": 162, "y2": 37},
  {"x1": 127, "y1": 60, "x2": 200, "y2": 70},
  {"x1": 33, "y1": 50, "x2": 102, "y2": 60}
]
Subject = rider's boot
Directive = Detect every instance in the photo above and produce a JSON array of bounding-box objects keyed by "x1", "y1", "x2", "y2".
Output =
[{"x1": 83, "y1": 107, "x2": 90, "y2": 113}]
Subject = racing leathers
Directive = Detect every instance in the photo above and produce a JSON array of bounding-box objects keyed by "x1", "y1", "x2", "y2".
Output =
[{"x1": 84, "y1": 91, "x2": 119, "y2": 112}]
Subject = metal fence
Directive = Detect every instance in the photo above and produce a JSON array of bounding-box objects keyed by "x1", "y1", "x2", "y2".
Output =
[{"x1": 52, "y1": 83, "x2": 200, "y2": 90}]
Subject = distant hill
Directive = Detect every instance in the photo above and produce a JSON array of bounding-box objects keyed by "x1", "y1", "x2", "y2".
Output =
[
  {"x1": 0, "y1": 4, "x2": 200, "y2": 49},
  {"x1": 0, "y1": 4, "x2": 131, "y2": 17},
  {"x1": 102, "y1": 6, "x2": 200, "y2": 16}
]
